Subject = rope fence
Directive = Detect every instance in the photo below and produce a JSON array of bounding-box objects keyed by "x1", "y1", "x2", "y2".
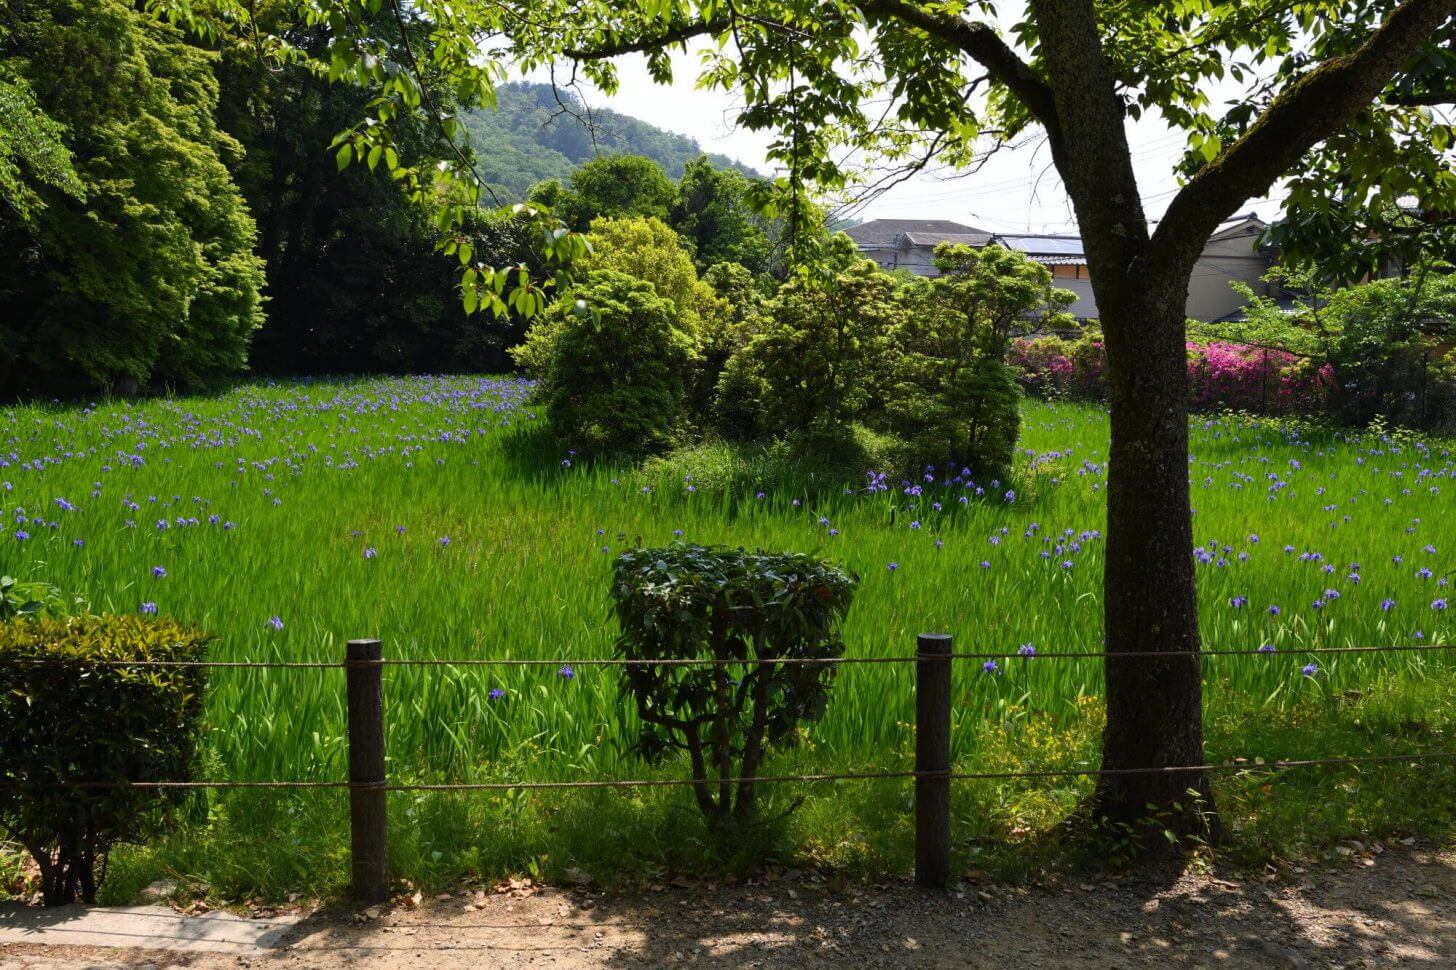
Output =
[
  {"x1": 6, "y1": 633, "x2": 1456, "y2": 899},
  {"x1": 7, "y1": 751, "x2": 1453, "y2": 792},
  {"x1": 3, "y1": 641, "x2": 1455, "y2": 668}
]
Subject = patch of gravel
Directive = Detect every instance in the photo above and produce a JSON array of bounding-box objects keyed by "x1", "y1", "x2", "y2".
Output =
[{"x1": 3, "y1": 842, "x2": 1454, "y2": 968}]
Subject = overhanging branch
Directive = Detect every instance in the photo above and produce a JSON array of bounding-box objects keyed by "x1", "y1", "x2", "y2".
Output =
[
  {"x1": 856, "y1": 0, "x2": 1060, "y2": 138},
  {"x1": 1147, "y1": 0, "x2": 1456, "y2": 276},
  {"x1": 565, "y1": 17, "x2": 732, "y2": 60},
  {"x1": 562, "y1": 2, "x2": 1059, "y2": 140}
]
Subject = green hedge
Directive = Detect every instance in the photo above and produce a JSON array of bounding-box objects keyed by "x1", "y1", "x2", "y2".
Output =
[{"x1": 0, "y1": 615, "x2": 213, "y2": 905}]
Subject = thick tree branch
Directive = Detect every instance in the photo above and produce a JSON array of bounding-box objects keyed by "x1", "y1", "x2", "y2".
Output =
[
  {"x1": 565, "y1": 17, "x2": 731, "y2": 60},
  {"x1": 1147, "y1": 0, "x2": 1456, "y2": 277},
  {"x1": 856, "y1": 0, "x2": 1060, "y2": 137},
  {"x1": 1029, "y1": 0, "x2": 1147, "y2": 283}
]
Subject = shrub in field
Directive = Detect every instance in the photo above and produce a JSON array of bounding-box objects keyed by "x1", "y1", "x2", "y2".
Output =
[
  {"x1": 692, "y1": 262, "x2": 766, "y2": 431},
  {"x1": 885, "y1": 244, "x2": 1072, "y2": 473},
  {"x1": 728, "y1": 260, "x2": 902, "y2": 436},
  {"x1": 610, "y1": 544, "x2": 857, "y2": 830},
  {"x1": 543, "y1": 270, "x2": 695, "y2": 455},
  {"x1": 0, "y1": 615, "x2": 212, "y2": 905},
  {"x1": 585, "y1": 216, "x2": 703, "y2": 326},
  {"x1": 515, "y1": 216, "x2": 720, "y2": 388}
]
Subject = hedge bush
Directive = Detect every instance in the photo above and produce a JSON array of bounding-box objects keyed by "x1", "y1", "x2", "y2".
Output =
[
  {"x1": 610, "y1": 544, "x2": 857, "y2": 830},
  {"x1": 543, "y1": 270, "x2": 696, "y2": 455},
  {"x1": 0, "y1": 615, "x2": 212, "y2": 905}
]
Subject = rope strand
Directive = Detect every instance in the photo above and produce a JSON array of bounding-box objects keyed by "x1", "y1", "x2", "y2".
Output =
[
  {"x1": 4, "y1": 750, "x2": 1450, "y2": 792},
  {"x1": 0, "y1": 642, "x2": 1452, "y2": 669}
]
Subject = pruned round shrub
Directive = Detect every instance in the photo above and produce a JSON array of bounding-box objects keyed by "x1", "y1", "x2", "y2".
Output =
[
  {"x1": 543, "y1": 270, "x2": 696, "y2": 455},
  {"x1": 610, "y1": 544, "x2": 857, "y2": 829},
  {"x1": 0, "y1": 615, "x2": 213, "y2": 905}
]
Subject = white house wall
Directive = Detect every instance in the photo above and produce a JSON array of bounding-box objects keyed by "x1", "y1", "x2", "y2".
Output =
[
  {"x1": 1185, "y1": 234, "x2": 1274, "y2": 321},
  {"x1": 1054, "y1": 277, "x2": 1098, "y2": 319}
]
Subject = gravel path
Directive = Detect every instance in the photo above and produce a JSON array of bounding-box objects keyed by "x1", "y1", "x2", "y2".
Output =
[{"x1": 3, "y1": 842, "x2": 1454, "y2": 968}]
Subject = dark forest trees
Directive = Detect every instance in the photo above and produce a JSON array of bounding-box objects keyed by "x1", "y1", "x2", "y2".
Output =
[
  {"x1": 213, "y1": 10, "x2": 522, "y2": 374},
  {"x1": 0, "y1": 0, "x2": 264, "y2": 397}
]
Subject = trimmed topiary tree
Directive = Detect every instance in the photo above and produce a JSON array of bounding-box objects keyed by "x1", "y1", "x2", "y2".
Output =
[
  {"x1": 543, "y1": 270, "x2": 696, "y2": 455},
  {"x1": 610, "y1": 544, "x2": 857, "y2": 830},
  {"x1": 0, "y1": 615, "x2": 213, "y2": 905}
]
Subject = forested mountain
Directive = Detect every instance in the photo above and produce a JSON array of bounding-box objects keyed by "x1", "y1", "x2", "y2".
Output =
[{"x1": 462, "y1": 82, "x2": 758, "y2": 200}]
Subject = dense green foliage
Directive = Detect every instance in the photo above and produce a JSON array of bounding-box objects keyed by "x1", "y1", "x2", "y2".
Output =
[
  {"x1": 544, "y1": 271, "x2": 696, "y2": 454},
  {"x1": 610, "y1": 544, "x2": 857, "y2": 825},
  {"x1": 533, "y1": 154, "x2": 679, "y2": 229},
  {"x1": 0, "y1": 0, "x2": 264, "y2": 398},
  {"x1": 0, "y1": 575, "x2": 78, "y2": 622},
  {"x1": 0, "y1": 57, "x2": 82, "y2": 223},
  {"x1": 585, "y1": 216, "x2": 704, "y2": 321},
  {"x1": 213, "y1": 10, "x2": 519, "y2": 375},
  {"x1": 671, "y1": 157, "x2": 775, "y2": 274},
  {"x1": 460, "y1": 81, "x2": 756, "y2": 201},
  {"x1": 1219, "y1": 269, "x2": 1456, "y2": 428},
  {"x1": 740, "y1": 261, "x2": 904, "y2": 435},
  {"x1": 0, "y1": 615, "x2": 212, "y2": 905}
]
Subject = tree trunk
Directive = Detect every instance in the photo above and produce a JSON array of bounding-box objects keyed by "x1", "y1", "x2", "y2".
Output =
[{"x1": 1092, "y1": 277, "x2": 1214, "y2": 845}]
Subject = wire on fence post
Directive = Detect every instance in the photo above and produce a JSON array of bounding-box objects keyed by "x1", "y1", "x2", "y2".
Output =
[
  {"x1": 346, "y1": 638, "x2": 389, "y2": 904},
  {"x1": 915, "y1": 632, "x2": 952, "y2": 889}
]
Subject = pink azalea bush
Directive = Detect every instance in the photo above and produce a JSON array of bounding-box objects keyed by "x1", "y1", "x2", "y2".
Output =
[
  {"x1": 1185, "y1": 341, "x2": 1330, "y2": 413},
  {"x1": 1010, "y1": 335, "x2": 1330, "y2": 415},
  {"x1": 1009, "y1": 335, "x2": 1106, "y2": 400}
]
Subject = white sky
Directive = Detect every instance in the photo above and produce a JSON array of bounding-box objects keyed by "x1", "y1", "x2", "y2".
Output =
[{"x1": 520, "y1": 41, "x2": 1290, "y2": 234}]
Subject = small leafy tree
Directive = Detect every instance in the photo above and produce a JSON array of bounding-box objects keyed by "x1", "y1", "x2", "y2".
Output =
[
  {"x1": 543, "y1": 270, "x2": 695, "y2": 455},
  {"x1": 610, "y1": 544, "x2": 857, "y2": 828},
  {"x1": 586, "y1": 216, "x2": 704, "y2": 327},
  {"x1": 0, "y1": 615, "x2": 212, "y2": 906},
  {"x1": 886, "y1": 243, "x2": 1073, "y2": 472}
]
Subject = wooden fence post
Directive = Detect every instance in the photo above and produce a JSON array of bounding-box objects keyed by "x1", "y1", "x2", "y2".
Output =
[
  {"x1": 346, "y1": 638, "x2": 389, "y2": 904},
  {"x1": 915, "y1": 632, "x2": 952, "y2": 889}
]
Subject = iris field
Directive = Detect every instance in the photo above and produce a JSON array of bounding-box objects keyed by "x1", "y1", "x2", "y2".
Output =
[{"x1": 4, "y1": 375, "x2": 1456, "y2": 899}]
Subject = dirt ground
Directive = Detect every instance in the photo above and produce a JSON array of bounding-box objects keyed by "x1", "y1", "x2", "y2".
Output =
[{"x1": 3, "y1": 841, "x2": 1455, "y2": 968}]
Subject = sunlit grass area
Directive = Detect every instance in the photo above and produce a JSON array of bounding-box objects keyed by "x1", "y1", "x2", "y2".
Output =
[{"x1": 4, "y1": 376, "x2": 1455, "y2": 899}]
